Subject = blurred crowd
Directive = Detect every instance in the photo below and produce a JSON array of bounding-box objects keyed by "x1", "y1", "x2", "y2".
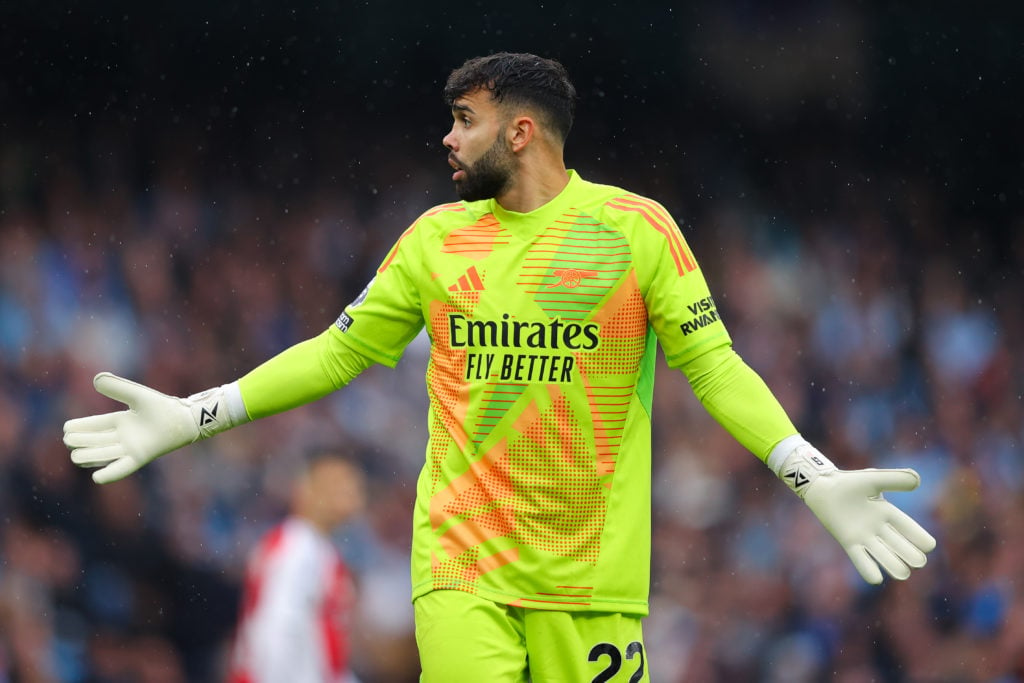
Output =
[
  {"x1": 1, "y1": 7, "x2": 1023, "y2": 679},
  {"x1": 2, "y1": 127, "x2": 1021, "y2": 682}
]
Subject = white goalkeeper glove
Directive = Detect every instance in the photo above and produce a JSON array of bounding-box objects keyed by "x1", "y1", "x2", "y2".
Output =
[
  {"x1": 769, "y1": 435, "x2": 937, "y2": 584},
  {"x1": 63, "y1": 372, "x2": 249, "y2": 484}
]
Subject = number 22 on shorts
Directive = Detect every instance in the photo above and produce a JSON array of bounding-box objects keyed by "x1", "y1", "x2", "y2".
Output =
[{"x1": 588, "y1": 641, "x2": 646, "y2": 682}]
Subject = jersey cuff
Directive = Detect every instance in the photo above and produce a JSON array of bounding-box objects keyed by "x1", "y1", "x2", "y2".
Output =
[
  {"x1": 222, "y1": 381, "x2": 251, "y2": 424},
  {"x1": 766, "y1": 434, "x2": 809, "y2": 475}
]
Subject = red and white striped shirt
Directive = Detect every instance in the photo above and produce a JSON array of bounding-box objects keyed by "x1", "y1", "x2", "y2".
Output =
[{"x1": 229, "y1": 518, "x2": 355, "y2": 683}]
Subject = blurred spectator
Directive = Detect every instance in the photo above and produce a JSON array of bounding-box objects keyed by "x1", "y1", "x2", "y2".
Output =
[{"x1": 228, "y1": 453, "x2": 365, "y2": 683}]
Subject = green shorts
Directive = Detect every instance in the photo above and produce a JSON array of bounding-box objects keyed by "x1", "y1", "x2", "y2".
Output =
[{"x1": 414, "y1": 590, "x2": 649, "y2": 683}]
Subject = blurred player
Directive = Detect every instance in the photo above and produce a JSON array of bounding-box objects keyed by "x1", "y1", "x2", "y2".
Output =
[
  {"x1": 228, "y1": 454, "x2": 365, "y2": 683},
  {"x1": 65, "y1": 53, "x2": 936, "y2": 681}
]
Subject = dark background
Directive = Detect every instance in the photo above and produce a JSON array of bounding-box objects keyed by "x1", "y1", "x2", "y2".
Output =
[
  {"x1": 2, "y1": 2, "x2": 1023, "y2": 682},
  {"x1": 4, "y1": 2, "x2": 1022, "y2": 233}
]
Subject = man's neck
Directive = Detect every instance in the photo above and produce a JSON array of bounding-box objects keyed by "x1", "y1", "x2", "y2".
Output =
[{"x1": 496, "y1": 163, "x2": 570, "y2": 213}]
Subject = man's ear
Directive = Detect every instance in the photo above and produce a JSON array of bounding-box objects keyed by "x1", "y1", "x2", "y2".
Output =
[{"x1": 508, "y1": 115, "x2": 535, "y2": 153}]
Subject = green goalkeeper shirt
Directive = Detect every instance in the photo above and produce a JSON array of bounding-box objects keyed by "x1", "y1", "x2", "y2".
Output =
[{"x1": 237, "y1": 170, "x2": 798, "y2": 615}]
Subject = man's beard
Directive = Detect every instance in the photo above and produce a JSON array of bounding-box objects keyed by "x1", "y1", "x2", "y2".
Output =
[{"x1": 453, "y1": 134, "x2": 515, "y2": 202}]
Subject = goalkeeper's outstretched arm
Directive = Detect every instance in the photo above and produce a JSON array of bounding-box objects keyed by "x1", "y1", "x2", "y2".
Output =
[
  {"x1": 680, "y1": 342, "x2": 937, "y2": 584},
  {"x1": 63, "y1": 327, "x2": 373, "y2": 484}
]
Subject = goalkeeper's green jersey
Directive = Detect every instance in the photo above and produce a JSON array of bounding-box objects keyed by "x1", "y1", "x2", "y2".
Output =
[{"x1": 333, "y1": 171, "x2": 730, "y2": 615}]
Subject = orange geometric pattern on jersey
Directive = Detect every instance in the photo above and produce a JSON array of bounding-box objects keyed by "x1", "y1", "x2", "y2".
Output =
[
  {"x1": 504, "y1": 385, "x2": 605, "y2": 563},
  {"x1": 575, "y1": 270, "x2": 649, "y2": 485},
  {"x1": 578, "y1": 270, "x2": 648, "y2": 373},
  {"x1": 604, "y1": 195, "x2": 696, "y2": 275},
  {"x1": 380, "y1": 203, "x2": 465, "y2": 273},
  {"x1": 439, "y1": 494, "x2": 516, "y2": 556},
  {"x1": 426, "y1": 296, "x2": 477, "y2": 466},
  {"x1": 429, "y1": 430, "x2": 520, "y2": 591},
  {"x1": 431, "y1": 545, "x2": 520, "y2": 594},
  {"x1": 428, "y1": 383, "x2": 605, "y2": 600},
  {"x1": 432, "y1": 434, "x2": 515, "y2": 533},
  {"x1": 430, "y1": 398, "x2": 539, "y2": 553},
  {"x1": 441, "y1": 213, "x2": 508, "y2": 261}
]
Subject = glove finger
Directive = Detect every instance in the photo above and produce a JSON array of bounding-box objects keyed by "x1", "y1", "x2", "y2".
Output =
[
  {"x1": 63, "y1": 413, "x2": 119, "y2": 438},
  {"x1": 63, "y1": 428, "x2": 118, "y2": 450},
  {"x1": 70, "y1": 444, "x2": 124, "y2": 467},
  {"x1": 93, "y1": 458, "x2": 142, "y2": 485},
  {"x1": 864, "y1": 468, "x2": 921, "y2": 494},
  {"x1": 888, "y1": 508, "x2": 938, "y2": 553},
  {"x1": 93, "y1": 372, "x2": 152, "y2": 407},
  {"x1": 865, "y1": 537, "x2": 911, "y2": 581},
  {"x1": 880, "y1": 523, "x2": 928, "y2": 569},
  {"x1": 846, "y1": 545, "x2": 884, "y2": 585}
]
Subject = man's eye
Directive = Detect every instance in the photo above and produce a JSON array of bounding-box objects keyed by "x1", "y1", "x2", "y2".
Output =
[{"x1": 462, "y1": 118, "x2": 471, "y2": 128}]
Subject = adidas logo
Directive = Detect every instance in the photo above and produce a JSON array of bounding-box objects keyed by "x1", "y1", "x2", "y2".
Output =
[{"x1": 448, "y1": 266, "x2": 485, "y2": 292}]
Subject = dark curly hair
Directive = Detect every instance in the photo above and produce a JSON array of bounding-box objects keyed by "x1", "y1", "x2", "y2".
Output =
[{"x1": 443, "y1": 52, "x2": 577, "y2": 142}]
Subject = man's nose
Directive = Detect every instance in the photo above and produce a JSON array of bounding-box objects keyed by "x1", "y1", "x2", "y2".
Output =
[{"x1": 442, "y1": 128, "x2": 456, "y2": 151}]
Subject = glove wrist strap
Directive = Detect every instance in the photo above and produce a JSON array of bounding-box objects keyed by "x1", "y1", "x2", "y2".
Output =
[
  {"x1": 186, "y1": 381, "x2": 249, "y2": 440},
  {"x1": 768, "y1": 435, "x2": 837, "y2": 499}
]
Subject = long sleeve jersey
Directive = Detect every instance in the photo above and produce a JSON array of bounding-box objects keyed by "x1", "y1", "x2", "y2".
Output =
[{"x1": 235, "y1": 171, "x2": 797, "y2": 615}]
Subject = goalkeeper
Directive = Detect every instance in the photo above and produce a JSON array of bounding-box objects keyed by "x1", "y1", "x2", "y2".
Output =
[{"x1": 64, "y1": 52, "x2": 935, "y2": 682}]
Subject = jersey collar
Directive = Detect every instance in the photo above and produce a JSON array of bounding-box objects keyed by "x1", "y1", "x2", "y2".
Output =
[{"x1": 488, "y1": 170, "x2": 586, "y2": 241}]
